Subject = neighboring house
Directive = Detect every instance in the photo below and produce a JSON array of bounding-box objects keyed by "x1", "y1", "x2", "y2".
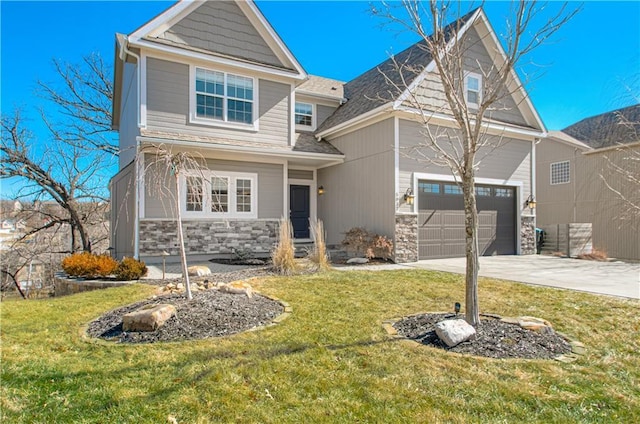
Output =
[
  {"x1": 111, "y1": 0, "x2": 545, "y2": 263},
  {"x1": 537, "y1": 105, "x2": 640, "y2": 260}
]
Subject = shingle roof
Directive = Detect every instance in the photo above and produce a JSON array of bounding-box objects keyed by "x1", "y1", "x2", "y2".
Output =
[
  {"x1": 317, "y1": 8, "x2": 479, "y2": 134},
  {"x1": 562, "y1": 104, "x2": 640, "y2": 149},
  {"x1": 293, "y1": 132, "x2": 343, "y2": 155},
  {"x1": 297, "y1": 75, "x2": 345, "y2": 100}
]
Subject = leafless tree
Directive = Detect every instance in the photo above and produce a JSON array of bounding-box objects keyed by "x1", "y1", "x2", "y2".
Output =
[
  {"x1": 1, "y1": 53, "x2": 114, "y2": 253},
  {"x1": 373, "y1": 1, "x2": 577, "y2": 325}
]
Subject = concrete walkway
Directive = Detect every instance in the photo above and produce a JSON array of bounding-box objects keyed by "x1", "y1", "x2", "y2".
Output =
[{"x1": 406, "y1": 255, "x2": 640, "y2": 299}]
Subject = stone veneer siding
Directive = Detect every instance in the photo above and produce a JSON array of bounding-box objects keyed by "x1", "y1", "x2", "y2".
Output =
[
  {"x1": 520, "y1": 215, "x2": 536, "y2": 255},
  {"x1": 394, "y1": 214, "x2": 418, "y2": 263},
  {"x1": 139, "y1": 219, "x2": 278, "y2": 257}
]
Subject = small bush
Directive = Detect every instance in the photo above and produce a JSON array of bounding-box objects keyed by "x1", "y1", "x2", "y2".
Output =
[
  {"x1": 115, "y1": 257, "x2": 148, "y2": 280},
  {"x1": 308, "y1": 218, "x2": 331, "y2": 271},
  {"x1": 342, "y1": 227, "x2": 394, "y2": 261},
  {"x1": 61, "y1": 252, "x2": 117, "y2": 278},
  {"x1": 271, "y1": 217, "x2": 297, "y2": 275}
]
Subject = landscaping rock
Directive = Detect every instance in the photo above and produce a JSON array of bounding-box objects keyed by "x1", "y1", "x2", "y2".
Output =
[
  {"x1": 518, "y1": 316, "x2": 553, "y2": 334},
  {"x1": 218, "y1": 280, "x2": 253, "y2": 298},
  {"x1": 188, "y1": 265, "x2": 211, "y2": 277},
  {"x1": 435, "y1": 319, "x2": 476, "y2": 347},
  {"x1": 122, "y1": 304, "x2": 176, "y2": 332},
  {"x1": 346, "y1": 257, "x2": 369, "y2": 264}
]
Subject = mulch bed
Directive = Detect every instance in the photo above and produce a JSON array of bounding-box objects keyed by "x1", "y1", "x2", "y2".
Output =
[{"x1": 393, "y1": 313, "x2": 572, "y2": 359}]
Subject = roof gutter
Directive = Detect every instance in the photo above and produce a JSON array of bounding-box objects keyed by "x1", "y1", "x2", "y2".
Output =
[{"x1": 316, "y1": 103, "x2": 394, "y2": 139}]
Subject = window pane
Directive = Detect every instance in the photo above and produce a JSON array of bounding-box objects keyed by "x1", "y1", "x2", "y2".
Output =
[
  {"x1": 467, "y1": 76, "x2": 479, "y2": 91},
  {"x1": 295, "y1": 103, "x2": 312, "y2": 115},
  {"x1": 236, "y1": 179, "x2": 252, "y2": 212},
  {"x1": 444, "y1": 184, "x2": 463, "y2": 195},
  {"x1": 475, "y1": 186, "x2": 491, "y2": 196},
  {"x1": 418, "y1": 182, "x2": 440, "y2": 194},
  {"x1": 228, "y1": 99, "x2": 252, "y2": 124},
  {"x1": 196, "y1": 94, "x2": 223, "y2": 119},
  {"x1": 211, "y1": 177, "x2": 228, "y2": 213},
  {"x1": 295, "y1": 114, "x2": 312, "y2": 126},
  {"x1": 467, "y1": 90, "x2": 478, "y2": 105},
  {"x1": 227, "y1": 74, "x2": 253, "y2": 100},
  {"x1": 186, "y1": 177, "x2": 203, "y2": 211},
  {"x1": 495, "y1": 188, "x2": 513, "y2": 198}
]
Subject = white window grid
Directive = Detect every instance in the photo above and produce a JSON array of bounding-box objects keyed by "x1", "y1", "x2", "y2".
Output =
[
  {"x1": 550, "y1": 161, "x2": 570, "y2": 185},
  {"x1": 182, "y1": 171, "x2": 257, "y2": 219},
  {"x1": 194, "y1": 67, "x2": 254, "y2": 125}
]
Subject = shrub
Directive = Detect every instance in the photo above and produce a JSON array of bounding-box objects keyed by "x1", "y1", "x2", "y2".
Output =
[
  {"x1": 342, "y1": 227, "x2": 394, "y2": 261},
  {"x1": 308, "y1": 218, "x2": 331, "y2": 271},
  {"x1": 115, "y1": 257, "x2": 148, "y2": 280},
  {"x1": 61, "y1": 252, "x2": 117, "y2": 278},
  {"x1": 271, "y1": 217, "x2": 297, "y2": 275}
]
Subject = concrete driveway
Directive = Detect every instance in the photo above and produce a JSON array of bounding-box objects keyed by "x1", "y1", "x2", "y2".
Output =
[{"x1": 407, "y1": 255, "x2": 640, "y2": 299}]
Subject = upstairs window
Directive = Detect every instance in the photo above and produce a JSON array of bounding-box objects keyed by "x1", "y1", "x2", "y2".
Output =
[
  {"x1": 194, "y1": 67, "x2": 254, "y2": 125},
  {"x1": 295, "y1": 102, "x2": 314, "y2": 130},
  {"x1": 551, "y1": 161, "x2": 570, "y2": 185},
  {"x1": 464, "y1": 72, "x2": 482, "y2": 108}
]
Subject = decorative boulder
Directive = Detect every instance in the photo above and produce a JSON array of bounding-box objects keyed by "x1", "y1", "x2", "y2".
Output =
[
  {"x1": 435, "y1": 319, "x2": 476, "y2": 347},
  {"x1": 122, "y1": 304, "x2": 176, "y2": 332},
  {"x1": 219, "y1": 281, "x2": 253, "y2": 298},
  {"x1": 187, "y1": 265, "x2": 211, "y2": 277},
  {"x1": 518, "y1": 316, "x2": 553, "y2": 334},
  {"x1": 346, "y1": 257, "x2": 369, "y2": 264}
]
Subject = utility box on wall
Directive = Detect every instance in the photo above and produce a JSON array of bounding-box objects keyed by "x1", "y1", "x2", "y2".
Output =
[{"x1": 539, "y1": 223, "x2": 593, "y2": 257}]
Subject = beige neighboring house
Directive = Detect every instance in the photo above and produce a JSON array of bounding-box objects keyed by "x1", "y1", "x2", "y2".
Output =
[
  {"x1": 536, "y1": 105, "x2": 640, "y2": 260},
  {"x1": 110, "y1": 0, "x2": 546, "y2": 263}
]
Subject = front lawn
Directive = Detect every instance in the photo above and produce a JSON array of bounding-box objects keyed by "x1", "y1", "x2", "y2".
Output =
[{"x1": 1, "y1": 270, "x2": 638, "y2": 423}]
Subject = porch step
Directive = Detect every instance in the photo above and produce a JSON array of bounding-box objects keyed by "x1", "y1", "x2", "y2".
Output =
[{"x1": 294, "y1": 241, "x2": 314, "y2": 257}]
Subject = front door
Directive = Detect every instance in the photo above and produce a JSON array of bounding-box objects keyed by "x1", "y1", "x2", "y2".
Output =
[{"x1": 290, "y1": 185, "x2": 310, "y2": 239}]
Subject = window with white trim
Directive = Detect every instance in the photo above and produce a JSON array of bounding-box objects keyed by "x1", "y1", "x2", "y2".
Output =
[
  {"x1": 550, "y1": 160, "x2": 570, "y2": 185},
  {"x1": 194, "y1": 67, "x2": 254, "y2": 125},
  {"x1": 295, "y1": 102, "x2": 314, "y2": 129},
  {"x1": 182, "y1": 171, "x2": 257, "y2": 218},
  {"x1": 464, "y1": 72, "x2": 482, "y2": 108}
]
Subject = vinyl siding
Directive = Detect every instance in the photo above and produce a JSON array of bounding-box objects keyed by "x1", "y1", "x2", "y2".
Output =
[
  {"x1": 111, "y1": 162, "x2": 135, "y2": 259},
  {"x1": 119, "y1": 62, "x2": 140, "y2": 169},
  {"x1": 317, "y1": 104, "x2": 337, "y2": 129},
  {"x1": 146, "y1": 57, "x2": 290, "y2": 145},
  {"x1": 143, "y1": 154, "x2": 284, "y2": 220},
  {"x1": 288, "y1": 169, "x2": 313, "y2": 180},
  {"x1": 318, "y1": 118, "x2": 396, "y2": 245},
  {"x1": 398, "y1": 119, "x2": 532, "y2": 213},
  {"x1": 537, "y1": 140, "x2": 639, "y2": 260},
  {"x1": 409, "y1": 27, "x2": 529, "y2": 127},
  {"x1": 158, "y1": 0, "x2": 284, "y2": 69}
]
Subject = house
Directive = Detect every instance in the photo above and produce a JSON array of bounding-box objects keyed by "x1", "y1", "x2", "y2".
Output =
[
  {"x1": 110, "y1": 0, "x2": 545, "y2": 263},
  {"x1": 536, "y1": 105, "x2": 640, "y2": 260}
]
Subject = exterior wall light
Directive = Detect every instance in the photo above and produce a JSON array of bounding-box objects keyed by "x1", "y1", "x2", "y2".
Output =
[
  {"x1": 525, "y1": 194, "x2": 536, "y2": 209},
  {"x1": 404, "y1": 188, "x2": 415, "y2": 206},
  {"x1": 318, "y1": 185, "x2": 325, "y2": 196}
]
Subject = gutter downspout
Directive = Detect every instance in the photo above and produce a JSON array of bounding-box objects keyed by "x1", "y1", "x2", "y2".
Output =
[{"x1": 117, "y1": 34, "x2": 142, "y2": 258}]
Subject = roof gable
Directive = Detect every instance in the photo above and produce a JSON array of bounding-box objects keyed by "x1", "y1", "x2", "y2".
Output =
[
  {"x1": 318, "y1": 7, "x2": 546, "y2": 135},
  {"x1": 128, "y1": 0, "x2": 305, "y2": 75}
]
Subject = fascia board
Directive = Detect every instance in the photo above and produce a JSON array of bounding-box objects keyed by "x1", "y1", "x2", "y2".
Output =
[
  {"x1": 395, "y1": 106, "x2": 546, "y2": 139},
  {"x1": 128, "y1": 0, "x2": 199, "y2": 42},
  {"x1": 315, "y1": 103, "x2": 394, "y2": 139},
  {"x1": 137, "y1": 136, "x2": 345, "y2": 162},
  {"x1": 131, "y1": 39, "x2": 306, "y2": 81}
]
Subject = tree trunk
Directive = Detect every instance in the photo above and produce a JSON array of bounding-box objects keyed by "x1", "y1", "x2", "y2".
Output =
[
  {"x1": 463, "y1": 170, "x2": 480, "y2": 327},
  {"x1": 174, "y1": 173, "x2": 192, "y2": 300}
]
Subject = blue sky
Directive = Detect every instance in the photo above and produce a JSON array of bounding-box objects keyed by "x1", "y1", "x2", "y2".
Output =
[{"x1": 1, "y1": 1, "x2": 638, "y2": 156}]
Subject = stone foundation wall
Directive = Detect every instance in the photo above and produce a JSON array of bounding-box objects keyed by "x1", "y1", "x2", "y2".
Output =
[
  {"x1": 54, "y1": 274, "x2": 129, "y2": 297},
  {"x1": 139, "y1": 219, "x2": 279, "y2": 257},
  {"x1": 521, "y1": 215, "x2": 536, "y2": 255},
  {"x1": 395, "y1": 214, "x2": 418, "y2": 263}
]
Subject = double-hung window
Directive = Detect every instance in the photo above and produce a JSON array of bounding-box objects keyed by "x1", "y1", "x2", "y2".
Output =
[
  {"x1": 464, "y1": 72, "x2": 482, "y2": 108},
  {"x1": 194, "y1": 67, "x2": 254, "y2": 125},
  {"x1": 295, "y1": 102, "x2": 314, "y2": 130},
  {"x1": 183, "y1": 171, "x2": 257, "y2": 218}
]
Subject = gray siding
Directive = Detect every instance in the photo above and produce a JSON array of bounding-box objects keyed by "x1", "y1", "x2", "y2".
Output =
[
  {"x1": 398, "y1": 119, "x2": 532, "y2": 214},
  {"x1": 318, "y1": 118, "x2": 396, "y2": 245},
  {"x1": 288, "y1": 169, "x2": 313, "y2": 180},
  {"x1": 409, "y1": 27, "x2": 529, "y2": 127},
  {"x1": 119, "y1": 62, "x2": 140, "y2": 169},
  {"x1": 111, "y1": 162, "x2": 135, "y2": 259},
  {"x1": 146, "y1": 57, "x2": 290, "y2": 145},
  {"x1": 158, "y1": 0, "x2": 284, "y2": 68},
  {"x1": 317, "y1": 104, "x2": 337, "y2": 129},
  {"x1": 537, "y1": 140, "x2": 640, "y2": 260},
  {"x1": 143, "y1": 154, "x2": 284, "y2": 220}
]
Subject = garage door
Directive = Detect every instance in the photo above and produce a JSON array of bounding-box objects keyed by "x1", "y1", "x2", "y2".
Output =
[{"x1": 417, "y1": 181, "x2": 516, "y2": 259}]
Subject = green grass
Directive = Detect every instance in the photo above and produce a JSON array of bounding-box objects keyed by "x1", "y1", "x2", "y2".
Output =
[{"x1": 1, "y1": 270, "x2": 639, "y2": 423}]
